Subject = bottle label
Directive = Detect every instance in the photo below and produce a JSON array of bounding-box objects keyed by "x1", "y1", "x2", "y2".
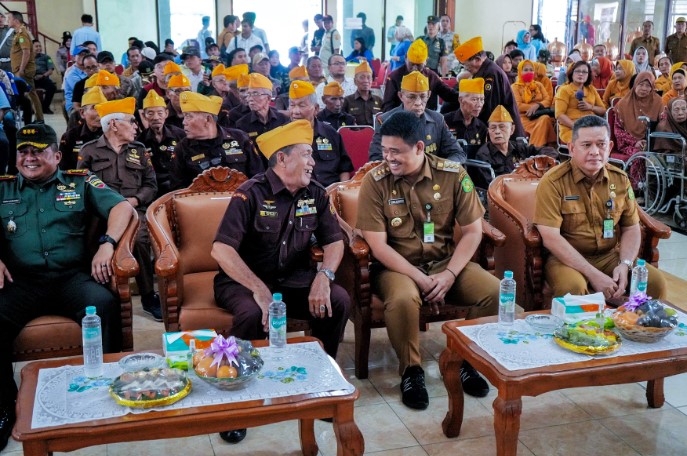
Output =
[
  {"x1": 271, "y1": 316, "x2": 286, "y2": 329},
  {"x1": 638, "y1": 281, "x2": 648, "y2": 292},
  {"x1": 499, "y1": 293, "x2": 515, "y2": 304},
  {"x1": 83, "y1": 327, "x2": 100, "y2": 340}
]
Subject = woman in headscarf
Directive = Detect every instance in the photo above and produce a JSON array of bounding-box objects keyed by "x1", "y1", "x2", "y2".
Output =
[
  {"x1": 495, "y1": 54, "x2": 517, "y2": 84},
  {"x1": 534, "y1": 61, "x2": 553, "y2": 98},
  {"x1": 654, "y1": 97, "x2": 687, "y2": 153},
  {"x1": 516, "y1": 30, "x2": 537, "y2": 61},
  {"x1": 661, "y1": 62, "x2": 686, "y2": 105},
  {"x1": 603, "y1": 59, "x2": 635, "y2": 106},
  {"x1": 512, "y1": 60, "x2": 556, "y2": 146},
  {"x1": 554, "y1": 60, "x2": 606, "y2": 143},
  {"x1": 632, "y1": 46, "x2": 651, "y2": 74},
  {"x1": 654, "y1": 55, "x2": 673, "y2": 94},
  {"x1": 591, "y1": 56, "x2": 613, "y2": 90}
]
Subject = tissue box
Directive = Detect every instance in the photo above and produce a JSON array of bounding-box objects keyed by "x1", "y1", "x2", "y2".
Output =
[
  {"x1": 551, "y1": 293, "x2": 605, "y2": 324},
  {"x1": 162, "y1": 329, "x2": 217, "y2": 357}
]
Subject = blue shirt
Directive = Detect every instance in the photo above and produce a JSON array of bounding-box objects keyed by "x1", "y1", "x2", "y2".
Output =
[
  {"x1": 70, "y1": 25, "x2": 102, "y2": 54},
  {"x1": 391, "y1": 40, "x2": 411, "y2": 71},
  {"x1": 64, "y1": 66, "x2": 86, "y2": 112}
]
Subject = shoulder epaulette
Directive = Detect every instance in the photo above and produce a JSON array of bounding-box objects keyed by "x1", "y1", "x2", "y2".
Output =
[
  {"x1": 605, "y1": 163, "x2": 627, "y2": 175},
  {"x1": 433, "y1": 159, "x2": 462, "y2": 173},
  {"x1": 64, "y1": 169, "x2": 90, "y2": 176},
  {"x1": 546, "y1": 161, "x2": 572, "y2": 182},
  {"x1": 80, "y1": 138, "x2": 99, "y2": 149},
  {"x1": 0, "y1": 175, "x2": 17, "y2": 181},
  {"x1": 372, "y1": 163, "x2": 390, "y2": 181}
]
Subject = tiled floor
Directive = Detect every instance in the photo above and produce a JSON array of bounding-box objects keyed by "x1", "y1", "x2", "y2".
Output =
[{"x1": 4, "y1": 108, "x2": 687, "y2": 455}]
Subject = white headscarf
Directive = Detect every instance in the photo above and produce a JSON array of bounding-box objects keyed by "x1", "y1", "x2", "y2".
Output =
[{"x1": 633, "y1": 46, "x2": 651, "y2": 74}]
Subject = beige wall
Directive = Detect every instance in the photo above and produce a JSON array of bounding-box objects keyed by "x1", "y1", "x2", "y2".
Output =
[{"x1": 454, "y1": 0, "x2": 532, "y2": 56}]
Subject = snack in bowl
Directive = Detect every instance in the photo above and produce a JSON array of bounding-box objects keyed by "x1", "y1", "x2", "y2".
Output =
[
  {"x1": 553, "y1": 322, "x2": 621, "y2": 355},
  {"x1": 611, "y1": 293, "x2": 677, "y2": 342},
  {"x1": 192, "y1": 335, "x2": 263, "y2": 390},
  {"x1": 110, "y1": 367, "x2": 191, "y2": 408}
]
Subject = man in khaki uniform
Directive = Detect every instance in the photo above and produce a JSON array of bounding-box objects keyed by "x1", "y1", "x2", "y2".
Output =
[
  {"x1": 630, "y1": 20, "x2": 661, "y2": 67},
  {"x1": 7, "y1": 11, "x2": 42, "y2": 122},
  {"x1": 665, "y1": 17, "x2": 687, "y2": 64},
  {"x1": 356, "y1": 111, "x2": 499, "y2": 410},
  {"x1": 534, "y1": 115, "x2": 666, "y2": 300}
]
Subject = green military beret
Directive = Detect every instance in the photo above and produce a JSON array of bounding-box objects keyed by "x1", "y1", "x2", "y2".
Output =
[{"x1": 16, "y1": 123, "x2": 58, "y2": 150}]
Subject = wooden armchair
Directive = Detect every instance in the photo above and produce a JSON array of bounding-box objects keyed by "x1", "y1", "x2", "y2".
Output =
[
  {"x1": 146, "y1": 167, "x2": 312, "y2": 335},
  {"x1": 12, "y1": 204, "x2": 140, "y2": 361},
  {"x1": 326, "y1": 162, "x2": 506, "y2": 379},
  {"x1": 487, "y1": 155, "x2": 672, "y2": 311}
]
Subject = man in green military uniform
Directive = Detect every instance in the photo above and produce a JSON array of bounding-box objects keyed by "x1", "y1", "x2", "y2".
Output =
[
  {"x1": 534, "y1": 115, "x2": 667, "y2": 300},
  {"x1": 7, "y1": 11, "x2": 42, "y2": 122},
  {"x1": 0, "y1": 124, "x2": 132, "y2": 451},
  {"x1": 356, "y1": 111, "x2": 499, "y2": 410}
]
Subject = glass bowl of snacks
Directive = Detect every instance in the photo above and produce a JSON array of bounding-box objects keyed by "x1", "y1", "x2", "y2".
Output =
[
  {"x1": 612, "y1": 293, "x2": 677, "y2": 343},
  {"x1": 191, "y1": 335, "x2": 264, "y2": 390},
  {"x1": 110, "y1": 367, "x2": 191, "y2": 408},
  {"x1": 553, "y1": 321, "x2": 621, "y2": 356}
]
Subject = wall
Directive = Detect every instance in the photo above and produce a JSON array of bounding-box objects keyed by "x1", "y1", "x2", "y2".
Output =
[
  {"x1": 97, "y1": 0, "x2": 158, "y2": 64},
  {"x1": 454, "y1": 0, "x2": 532, "y2": 55}
]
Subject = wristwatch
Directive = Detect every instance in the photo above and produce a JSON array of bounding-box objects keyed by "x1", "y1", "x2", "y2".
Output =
[
  {"x1": 619, "y1": 259, "x2": 634, "y2": 269},
  {"x1": 98, "y1": 234, "x2": 118, "y2": 247},
  {"x1": 318, "y1": 268, "x2": 335, "y2": 281}
]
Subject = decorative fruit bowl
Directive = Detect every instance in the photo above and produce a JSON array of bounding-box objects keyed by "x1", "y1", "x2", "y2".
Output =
[
  {"x1": 553, "y1": 322, "x2": 621, "y2": 356},
  {"x1": 191, "y1": 335, "x2": 264, "y2": 390},
  {"x1": 110, "y1": 367, "x2": 191, "y2": 408},
  {"x1": 611, "y1": 293, "x2": 677, "y2": 343}
]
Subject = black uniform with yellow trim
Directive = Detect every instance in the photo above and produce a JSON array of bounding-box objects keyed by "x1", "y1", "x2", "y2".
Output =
[
  {"x1": 311, "y1": 119, "x2": 354, "y2": 187},
  {"x1": 58, "y1": 123, "x2": 103, "y2": 170},
  {"x1": 136, "y1": 124, "x2": 186, "y2": 196},
  {"x1": 169, "y1": 125, "x2": 264, "y2": 189},
  {"x1": 316, "y1": 108, "x2": 356, "y2": 130}
]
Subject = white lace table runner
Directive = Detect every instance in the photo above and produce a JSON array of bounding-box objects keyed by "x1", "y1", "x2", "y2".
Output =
[
  {"x1": 31, "y1": 342, "x2": 354, "y2": 429},
  {"x1": 456, "y1": 310, "x2": 687, "y2": 371}
]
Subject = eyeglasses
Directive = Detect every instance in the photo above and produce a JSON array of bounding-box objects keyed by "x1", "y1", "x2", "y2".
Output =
[
  {"x1": 573, "y1": 70, "x2": 589, "y2": 74},
  {"x1": 170, "y1": 88, "x2": 190, "y2": 95},
  {"x1": 246, "y1": 91, "x2": 270, "y2": 98},
  {"x1": 84, "y1": 65, "x2": 98, "y2": 71},
  {"x1": 116, "y1": 118, "x2": 138, "y2": 125},
  {"x1": 404, "y1": 93, "x2": 428, "y2": 102}
]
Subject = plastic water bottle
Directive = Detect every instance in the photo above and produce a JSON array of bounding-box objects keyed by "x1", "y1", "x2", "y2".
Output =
[
  {"x1": 630, "y1": 259, "x2": 649, "y2": 296},
  {"x1": 82, "y1": 306, "x2": 103, "y2": 377},
  {"x1": 499, "y1": 271, "x2": 516, "y2": 326},
  {"x1": 269, "y1": 293, "x2": 287, "y2": 349}
]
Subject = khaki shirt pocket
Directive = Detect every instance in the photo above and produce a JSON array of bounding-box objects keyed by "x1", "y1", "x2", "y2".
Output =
[
  {"x1": 560, "y1": 200, "x2": 586, "y2": 234},
  {"x1": 383, "y1": 204, "x2": 414, "y2": 238}
]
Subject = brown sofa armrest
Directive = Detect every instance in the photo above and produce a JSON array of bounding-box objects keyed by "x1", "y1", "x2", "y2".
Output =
[
  {"x1": 638, "y1": 207, "x2": 672, "y2": 240},
  {"x1": 481, "y1": 219, "x2": 506, "y2": 247},
  {"x1": 112, "y1": 205, "x2": 140, "y2": 279}
]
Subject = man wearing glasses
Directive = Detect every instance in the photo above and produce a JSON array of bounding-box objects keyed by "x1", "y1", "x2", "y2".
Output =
[
  {"x1": 235, "y1": 73, "x2": 288, "y2": 152},
  {"x1": 314, "y1": 54, "x2": 356, "y2": 109},
  {"x1": 369, "y1": 71, "x2": 464, "y2": 163},
  {"x1": 164, "y1": 73, "x2": 191, "y2": 130},
  {"x1": 0, "y1": 124, "x2": 132, "y2": 452},
  {"x1": 78, "y1": 97, "x2": 162, "y2": 321}
]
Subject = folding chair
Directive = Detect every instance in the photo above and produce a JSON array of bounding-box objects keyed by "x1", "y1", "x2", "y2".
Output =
[{"x1": 338, "y1": 125, "x2": 375, "y2": 172}]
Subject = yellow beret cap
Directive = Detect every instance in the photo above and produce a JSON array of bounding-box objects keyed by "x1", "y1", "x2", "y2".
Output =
[
  {"x1": 142, "y1": 90, "x2": 167, "y2": 109},
  {"x1": 224, "y1": 63, "x2": 249, "y2": 82},
  {"x1": 94, "y1": 70, "x2": 120, "y2": 87},
  {"x1": 167, "y1": 74, "x2": 191, "y2": 88},
  {"x1": 454, "y1": 36, "x2": 484, "y2": 62},
  {"x1": 459, "y1": 77, "x2": 485, "y2": 95},
  {"x1": 237, "y1": 73, "x2": 250, "y2": 88},
  {"x1": 407, "y1": 39, "x2": 428, "y2": 65},
  {"x1": 248, "y1": 72, "x2": 273, "y2": 90},
  {"x1": 84, "y1": 73, "x2": 98, "y2": 89},
  {"x1": 289, "y1": 80, "x2": 315, "y2": 99},
  {"x1": 163, "y1": 61, "x2": 182, "y2": 76},
  {"x1": 95, "y1": 97, "x2": 136, "y2": 117},
  {"x1": 256, "y1": 119, "x2": 314, "y2": 160},
  {"x1": 288, "y1": 65, "x2": 308, "y2": 80},
  {"x1": 401, "y1": 71, "x2": 429, "y2": 92},
  {"x1": 355, "y1": 61, "x2": 373, "y2": 75},
  {"x1": 211, "y1": 64, "x2": 226, "y2": 78},
  {"x1": 81, "y1": 86, "x2": 108, "y2": 107},
  {"x1": 488, "y1": 105, "x2": 513, "y2": 123},
  {"x1": 179, "y1": 92, "x2": 222, "y2": 115},
  {"x1": 671, "y1": 62, "x2": 686, "y2": 78},
  {"x1": 323, "y1": 81, "x2": 344, "y2": 97}
]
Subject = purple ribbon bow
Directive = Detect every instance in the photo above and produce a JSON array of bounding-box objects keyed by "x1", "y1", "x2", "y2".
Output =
[
  {"x1": 624, "y1": 292, "x2": 652, "y2": 312},
  {"x1": 204, "y1": 335, "x2": 239, "y2": 368}
]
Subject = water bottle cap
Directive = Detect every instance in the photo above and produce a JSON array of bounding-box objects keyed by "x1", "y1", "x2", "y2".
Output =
[
  {"x1": 504, "y1": 271, "x2": 513, "y2": 279},
  {"x1": 637, "y1": 259, "x2": 646, "y2": 266},
  {"x1": 85, "y1": 306, "x2": 96, "y2": 315},
  {"x1": 273, "y1": 293, "x2": 282, "y2": 301}
]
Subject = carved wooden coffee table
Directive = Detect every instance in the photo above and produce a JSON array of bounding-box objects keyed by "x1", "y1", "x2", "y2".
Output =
[
  {"x1": 440, "y1": 313, "x2": 687, "y2": 456},
  {"x1": 13, "y1": 336, "x2": 363, "y2": 456}
]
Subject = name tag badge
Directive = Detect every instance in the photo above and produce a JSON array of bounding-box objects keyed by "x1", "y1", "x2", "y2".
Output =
[
  {"x1": 388, "y1": 197, "x2": 405, "y2": 205},
  {"x1": 564, "y1": 195, "x2": 580, "y2": 201},
  {"x1": 423, "y1": 222, "x2": 435, "y2": 243},
  {"x1": 603, "y1": 218, "x2": 614, "y2": 239},
  {"x1": 317, "y1": 143, "x2": 333, "y2": 151}
]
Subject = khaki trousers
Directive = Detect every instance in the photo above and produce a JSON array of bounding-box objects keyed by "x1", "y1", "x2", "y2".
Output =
[{"x1": 375, "y1": 259, "x2": 499, "y2": 375}]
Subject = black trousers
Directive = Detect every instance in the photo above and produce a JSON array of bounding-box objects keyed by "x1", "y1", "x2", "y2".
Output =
[
  {"x1": 0, "y1": 270, "x2": 121, "y2": 404},
  {"x1": 214, "y1": 278, "x2": 350, "y2": 358},
  {"x1": 133, "y1": 208, "x2": 154, "y2": 298},
  {"x1": 34, "y1": 76, "x2": 56, "y2": 111}
]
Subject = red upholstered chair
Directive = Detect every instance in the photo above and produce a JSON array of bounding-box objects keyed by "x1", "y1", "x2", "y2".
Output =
[
  {"x1": 327, "y1": 162, "x2": 506, "y2": 378},
  {"x1": 338, "y1": 125, "x2": 375, "y2": 172}
]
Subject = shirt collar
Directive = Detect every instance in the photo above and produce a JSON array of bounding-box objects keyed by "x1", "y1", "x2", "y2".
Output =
[
  {"x1": 265, "y1": 167, "x2": 287, "y2": 194},
  {"x1": 571, "y1": 159, "x2": 609, "y2": 184},
  {"x1": 392, "y1": 155, "x2": 433, "y2": 183},
  {"x1": 18, "y1": 169, "x2": 62, "y2": 190}
]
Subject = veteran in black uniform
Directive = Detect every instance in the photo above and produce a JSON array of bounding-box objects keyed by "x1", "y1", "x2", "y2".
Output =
[
  {"x1": 59, "y1": 86, "x2": 107, "y2": 170},
  {"x1": 170, "y1": 91, "x2": 264, "y2": 188},
  {"x1": 222, "y1": 73, "x2": 252, "y2": 128},
  {"x1": 234, "y1": 73, "x2": 289, "y2": 146},
  {"x1": 164, "y1": 73, "x2": 191, "y2": 130},
  {"x1": 357, "y1": 111, "x2": 498, "y2": 411},
  {"x1": 316, "y1": 81, "x2": 356, "y2": 130},
  {"x1": 0, "y1": 124, "x2": 132, "y2": 452},
  {"x1": 211, "y1": 120, "x2": 350, "y2": 444},
  {"x1": 136, "y1": 90, "x2": 186, "y2": 196},
  {"x1": 444, "y1": 78, "x2": 488, "y2": 159},
  {"x1": 343, "y1": 61, "x2": 382, "y2": 126},
  {"x1": 370, "y1": 71, "x2": 465, "y2": 163},
  {"x1": 78, "y1": 97, "x2": 162, "y2": 321},
  {"x1": 289, "y1": 80, "x2": 353, "y2": 187}
]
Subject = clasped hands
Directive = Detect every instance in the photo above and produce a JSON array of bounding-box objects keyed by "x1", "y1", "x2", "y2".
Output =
[
  {"x1": 589, "y1": 264, "x2": 629, "y2": 299},
  {"x1": 418, "y1": 269, "x2": 457, "y2": 314}
]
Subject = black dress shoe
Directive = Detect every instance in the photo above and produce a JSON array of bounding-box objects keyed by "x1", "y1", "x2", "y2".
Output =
[
  {"x1": 400, "y1": 365, "x2": 429, "y2": 410},
  {"x1": 0, "y1": 404, "x2": 16, "y2": 452},
  {"x1": 460, "y1": 361, "x2": 489, "y2": 398},
  {"x1": 219, "y1": 428, "x2": 247, "y2": 443}
]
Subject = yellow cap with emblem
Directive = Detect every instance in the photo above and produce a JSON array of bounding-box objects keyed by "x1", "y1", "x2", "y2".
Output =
[
  {"x1": 224, "y1": 63, "x2": 249, "y2": 82},
  {"x1": 163, "y1": 61, "x2": 182, "y2": 76},
  {"x1": 211, "y1": 64, "x2": 226, "y2": 78},
  {"x1": 94, "y1": 70, "x2": 120, "y2": 87},
  {"x1": 16, "y1": 123, "x2": 58, "y2": 149},
  {"x1": 237, "y1": 73, "x2": 250, "y2": 88},
  {"x1": 488, "y1": 105, "x2": 513, "y2": 123},
  {"x1": 179, "y1": 92, "x2": 222, "y2": 115},
  {"x1": 288, "y1": 65, "x2": 308, "y2": 80},
  {"x1": 82, "y1": 86, "x2": 108, "y2": 107},
  {"x1": 459, "y1": 77, "x2": 485, "y2": 94},
  {"x1": 454, "y1": 36, "x2": 484, "y2": 62},
  {"x1": 142, "y1": 90, "x2": 167, "y2": 109},
  {"x1": 407, "y1": 39, "x2": 428, "y2": 65},
  {"x1": 401, "y1": 71, "x2": 429, "y2": 92},
  {"x1": 323, "y1": 81, "x2": 344, "y2": 97},
  {"x1": 248, "y1": 73, "x2": 273, "y2": 90},
  {"x1": 84, "y1": 73, "x2": 98, "y2": 89},
  {"x1": 256, "y1": 119, "x2": 314, "y2": 160},
  {"x1": 95, "y1": 97, "x2": 136, "y2": 117},
  {"x1": 167, "y1": 74, "x2": 191, "y2": 88},
  {"x1": 289, "y1": 80, "x2": 315, "y2": 99},
  {"x1": 355, "y1": 61, "x2": 372, "y2": 75}
]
